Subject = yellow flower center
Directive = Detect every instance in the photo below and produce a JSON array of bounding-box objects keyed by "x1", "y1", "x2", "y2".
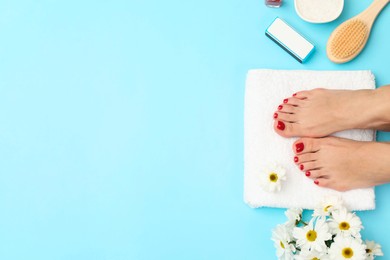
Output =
[
  {"x1": 342, "y1": 247, "x2": 354, "y2": 258},
  {"x1": 312, "y1": 258, "x2": 319, "y2": 260},
  {"x1": 280, "y1": 241, "x2": 285, "y2": 249},
  {"x1": 339, "y1": 221, "x2": 350, "y2": 230},
  {"x1": 269, "y1": 172, "x2": 278, "y2": 182},
  {"x1": 324, "y1": 205, "x2": 332, "y2": 212},
  {"x1": 306, "y1": 230, "x2": 317, "y2": 242},
  {"x1": 366, "y1": 249, "x2": 372, "y2": 254}
]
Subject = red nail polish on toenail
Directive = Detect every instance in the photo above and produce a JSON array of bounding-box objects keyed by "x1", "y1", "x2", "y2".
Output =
[
  {"x1": 294, "y1": 156, "x2": 298, "y2": 163},
  {"x1": 273, "y1": 113, "x2": 278, "y2": 119},
  {"x1": 283, "y1": 98, "x2": 288, "y2": 103},
  {"x1": 305, "y1": 171, "x2": 311, "y2": 177},
  {"x1": 277, "y1": 121, "x2": 285, "y2": 130},
  {"x1": 314, "y1": 180, "x2": 319, "y2": 185},
  {"x1": 293, "y1": 93, "x2": 297, "y2": 97},
  {"x1": 295, "y1": 143, "x2": 304, "y2": 153},
  {"x1": 299, "y1": 164, "x2": 304, "y2": 170},
  {"x1": 278, "y1": 105, "x2": 283, "y2": 110}
]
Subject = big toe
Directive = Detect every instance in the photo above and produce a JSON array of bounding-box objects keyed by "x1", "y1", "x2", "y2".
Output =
[
  {"x1": 292, "y1": 137, "x2": 321, "y2": 154},
  {"x1": 273, "y1": 120, "x2": 304, "y2": 138}
]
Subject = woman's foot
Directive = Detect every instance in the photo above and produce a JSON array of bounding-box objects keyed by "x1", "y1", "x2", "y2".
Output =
[
  {"x1": 292, "y1": 136, "x2": 390, "y2": 191},
  {"x1": 273, "y1": 87, "x2": 390, "y2": 138}
]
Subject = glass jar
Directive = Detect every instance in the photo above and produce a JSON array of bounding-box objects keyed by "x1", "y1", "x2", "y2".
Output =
[{"x1": 265, "y1": 0, "x2": 282, "y2": 8}]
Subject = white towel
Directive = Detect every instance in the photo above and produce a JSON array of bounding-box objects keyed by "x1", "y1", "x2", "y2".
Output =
[{"x1": 244, "y1": 69, "x2": 376, "y2": 210}]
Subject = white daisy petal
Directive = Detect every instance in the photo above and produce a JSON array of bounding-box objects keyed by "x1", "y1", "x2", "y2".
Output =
[
  {"x1": 313, "y1": 195, "x2": 345, "y2": 217},
  {"x1": 328, "y1": 235, "x2": 366, "y2": 260},
  {"x1": 293, "y1": 217, "x2": 332, "y2": 253},
  {"x1": 295, "y1": 248, "x2": 328, "y2": 260},
  {"x1": 284, "y1": 208, "x2": 303, "y2": 228},
  {"x1": 272, "y1": 224, "x2": 296, "y2": 259},
  {"x1": 259, "y1": 164, "x2": 287, "y2": 193},
  {"x1": 329, "y1": 207, "x2": 363, "y2": 238},
  {"x1": 365, "y1": 240, "x2": 384, "y2": 260}
]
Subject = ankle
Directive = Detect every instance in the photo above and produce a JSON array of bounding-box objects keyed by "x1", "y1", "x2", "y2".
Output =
[
  {"x1": 344, "y1": 89, "x2": 378, "y2": 130},
  {"x1": 367, "y1": 86, "x2": 390, "y2": 129},
  {"x1": 362, "y1": 141, "x2": 390, "y2": 185}
]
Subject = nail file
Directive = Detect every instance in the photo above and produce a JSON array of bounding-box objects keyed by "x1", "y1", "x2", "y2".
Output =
[{"x1": 265, "y1": 17, "x2": 315, "y2": 63}]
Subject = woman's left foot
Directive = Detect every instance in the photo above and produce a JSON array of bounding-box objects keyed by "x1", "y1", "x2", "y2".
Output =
[{"x1": 273, "y1": 87, "x2": 390, "y2": 138}]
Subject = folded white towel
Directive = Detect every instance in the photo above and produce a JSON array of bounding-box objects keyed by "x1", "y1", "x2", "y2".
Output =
[{"x1": 244, "y1": 69, "x2": 376, "y2": 210}]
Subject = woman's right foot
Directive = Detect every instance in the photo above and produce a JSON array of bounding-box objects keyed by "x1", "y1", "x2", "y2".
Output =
[
  {"x1": 292, "y1": 136, "x2": 390, "y2": 191},
  {"x1": 273, "y1": 86, "x2": 390, "y2": 138}
]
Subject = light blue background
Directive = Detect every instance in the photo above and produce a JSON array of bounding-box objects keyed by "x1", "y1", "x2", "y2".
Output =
[{"x1": 0, "y1": 0, "x2": 389, "y2": 259}]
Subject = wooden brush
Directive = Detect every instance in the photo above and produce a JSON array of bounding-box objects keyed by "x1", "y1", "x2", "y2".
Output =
[{"x1": 327, "y1": 0, "x2": 389, "y2": 63}]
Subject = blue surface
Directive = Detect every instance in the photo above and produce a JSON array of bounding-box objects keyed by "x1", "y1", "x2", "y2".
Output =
[{"x1": 0, "y1": 0, "x2": 389, "y2": 259}]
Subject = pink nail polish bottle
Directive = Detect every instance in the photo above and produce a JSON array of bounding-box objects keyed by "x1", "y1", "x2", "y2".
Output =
[{"x1": 265, "y1": 0, "x2": 282, "y2": 8}]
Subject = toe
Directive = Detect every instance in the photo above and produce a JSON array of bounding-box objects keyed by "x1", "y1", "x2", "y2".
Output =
[
  {"x1": 274, "y1": 121, "x2": 303, "y2": 137},
  {"x1": 294, "y1": 152, "x2": 318, "y2": 164},
  {"x1": 275, "y1": 112, "x2": 297, "y2": 123},
  {"x1": 298, "y1": 161, "x2": 320, "y2": 172},
  {"x1": 313, "y1": 177, "x2": 331, "y2": 188},
  {"x1": 313, "y1": 177, "x2": 349, "y2": 191},
  {"x1": 293, "y1": 90, "x2": 311, "y2": 99},
  {"x1": 283, "y1": 97, "x2": 302, "y2": 106},
  {"x1": 277, "y1": 104, "x2": 297, "y2": 114},
  {"x1": 293, "y1": 138, "x2": 321, "y2": 154},
  {"x1": 304, "y1": 169, "x2": 325, "y2": 179}
]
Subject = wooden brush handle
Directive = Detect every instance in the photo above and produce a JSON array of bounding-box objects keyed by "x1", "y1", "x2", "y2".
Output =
[{"x1": 359, "y1": 0, "x2": 389, "y2": 28}]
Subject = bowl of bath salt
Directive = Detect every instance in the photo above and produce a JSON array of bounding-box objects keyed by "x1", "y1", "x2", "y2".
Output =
[{"x1": 294, "y1": 0, "x2": 344, "y2": 23}]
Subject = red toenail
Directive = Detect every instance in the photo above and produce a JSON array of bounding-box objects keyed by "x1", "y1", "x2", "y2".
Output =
[
  {"x1": 293, "y1": 93, "x2": 297, "y2": 97},
  {"x1": 314, "y1": 180, "x2": 319, "y2": 185},
  {"x1": 299, "y1": 164, "x2": 304, "y2": 170},
  {"x1": 294, "y1": 156, "x2": 298, "y2": 163},
  {"x1": 283, "y1": 98, "x2": 288, "y2": 103},
  {"x1": 278, "y1": 105, "x2": 283, "y2": 110},
  {"x1": 273, "y1": 113, "x2": 278, "y2": 119},
  {"x1": 305, "y1": 171, "x2": 311, "y2": 177},
  {"x1": 295, "y1": 143, "x2": 304, "y2": 153},
  {"x1": 277, "y1": 121, "x2": 285, "y2": 130}
]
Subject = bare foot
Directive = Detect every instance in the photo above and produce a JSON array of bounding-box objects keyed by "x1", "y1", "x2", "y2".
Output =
[
  {"x1": 273, "y1": 86, "x2": 390, "y2": 138},
  {"x1": 292, "y1": 136, "x2": 390, "y2": 191}
]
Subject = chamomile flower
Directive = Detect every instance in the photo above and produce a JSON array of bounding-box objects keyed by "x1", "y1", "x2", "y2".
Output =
[
  {"x1": 329, "y1": 207, "x2": 362, "y2": 238},
  {"x1": 293, "y1": 217, "x2": 332, "y2": 252},
  {"x1": 295, "y1": 248, "x2": 329, "y2": 260},
  {"x1": 272, "y1": 224, "x2": 296, "y2": 260},
  {"x1": 313, "y1": 195, "x2": 344, "y2": 217},
  {"x1": 365, "y1": 240, "x2": 383, "y2": 260},
  {"x1": 328, "y1": 235, "x2": 366, "y2": 260},
  {"x1": 259, "y1": 164, "x2": 286, "y2": 192},
  {"x1": 285, "y1": 208, "x2": 303, "y2": 228}
]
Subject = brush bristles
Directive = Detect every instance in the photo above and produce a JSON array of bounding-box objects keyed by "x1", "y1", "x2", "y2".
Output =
[{"x1": 328, "y1": 19, "x2": 369, "y2": 60}]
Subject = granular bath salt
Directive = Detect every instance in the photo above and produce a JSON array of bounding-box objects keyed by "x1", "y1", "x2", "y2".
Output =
[{"x1": 295, "y1": 0, "x2": 344, "y2": 23}]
